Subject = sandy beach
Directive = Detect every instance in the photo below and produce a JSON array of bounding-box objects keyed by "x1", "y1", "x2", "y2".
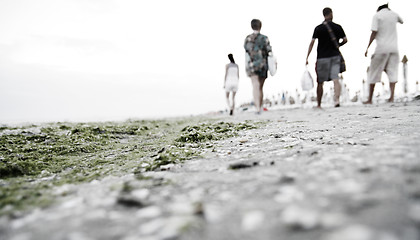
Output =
[{"x1": 1, "y1": 101, "x2": 420, "y2": 240}]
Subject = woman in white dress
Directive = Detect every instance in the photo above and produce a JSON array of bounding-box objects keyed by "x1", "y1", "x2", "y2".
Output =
[{"x1": 224, "y1": 54, "x2": 239, "y2": 115}]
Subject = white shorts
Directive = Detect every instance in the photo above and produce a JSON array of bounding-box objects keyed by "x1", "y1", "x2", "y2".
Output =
[
  {"x1": 225, "y1": 83, "x2": 238, "y2": 92},
  {"x1": 368, "y1": 53, "x2": 399, "y2": 84},
  {"x1": 225, "y1": 77, "x2": 238, "y2": 92}
]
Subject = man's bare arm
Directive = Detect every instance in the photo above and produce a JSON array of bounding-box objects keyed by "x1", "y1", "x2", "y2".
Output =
[
  {"x1": 365, "y1": 31, "x2": 377, "y2": 57},
  {"x1": 306, "y1": 39, "x2": 316, "y2": 65}
]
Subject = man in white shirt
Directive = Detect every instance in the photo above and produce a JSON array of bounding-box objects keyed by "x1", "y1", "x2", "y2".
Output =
[{"x1": 364, "y1": 3, "x2": 403, "y2": 104}]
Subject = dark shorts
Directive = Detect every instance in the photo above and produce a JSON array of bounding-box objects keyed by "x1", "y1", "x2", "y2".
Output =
[{"x1": 316, "y1": 56, "x2": 340, "y2": 83}]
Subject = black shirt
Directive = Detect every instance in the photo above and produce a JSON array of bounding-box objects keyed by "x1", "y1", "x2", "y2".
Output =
[{"x1": 312, "y1": 21, "x2": 346, "y2": 59}]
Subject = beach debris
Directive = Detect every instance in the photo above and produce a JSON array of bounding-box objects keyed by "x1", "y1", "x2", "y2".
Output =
[
  {"x1": 160, "y1": 163, "x2": 175, "y2": 171},
  {"x1": 359, "y1": 166, "x2": 373, "y2": 173},
  {"x1": 116, "y1": 195, "x2": 146, "y2": 208},
  {"x1": 272, "y1": 133, "x2": 283, "y2": 138},
  {"x1": 194, "y1": 202, "x2": 205, "y2": 217},
  {"x1": 228, "y1": 161, "x2": 259, "y2": 170},
  {"x1": 229, "y1": 162, "x2": 252, "y2": 169},
  {"x1": 311, "y1": 151, "x2": 319, "y2": 156},
  {"x1": 176, "y1": 121, "x2": 256, "y2": 143},
  {"x1": 279, "y1": 172, "x2": 297, "y2": 184}
]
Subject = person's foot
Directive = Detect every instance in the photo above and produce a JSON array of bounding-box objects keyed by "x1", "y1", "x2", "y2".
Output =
[
  {"x1": 334, "y1": 103, "x2": 340, "y2": 108},
  {"x1": 363, "y1": 101, "x2": 372, "y2": 104},
  {"x1": 229, "y1": 109, "x2": 233, "y2": 116},
  {"x1": 314, "y1": 106, "x2": 323, "y2": 110},
  {"x1": 387, "y1": 98, "x2": 394, "y2": 103}
]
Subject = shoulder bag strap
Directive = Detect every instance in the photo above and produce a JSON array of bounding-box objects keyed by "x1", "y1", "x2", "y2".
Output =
[{"x1": 323, "y1": 21, "x2": 340, "y2": 50}]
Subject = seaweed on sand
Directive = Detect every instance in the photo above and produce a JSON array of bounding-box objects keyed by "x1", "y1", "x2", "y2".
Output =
[{"x1": 0, "y1": 119, "x2": 261, "y2": 216}]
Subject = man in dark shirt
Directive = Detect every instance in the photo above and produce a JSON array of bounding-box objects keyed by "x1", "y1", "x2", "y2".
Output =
[{"x1": 306, "y1": 7, "x2": 347, "y2": 108}]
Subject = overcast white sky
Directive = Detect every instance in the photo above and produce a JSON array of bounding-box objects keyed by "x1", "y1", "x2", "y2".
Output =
[{"x1": 0, "y1": 0, "x2": 418, "y2": 123}]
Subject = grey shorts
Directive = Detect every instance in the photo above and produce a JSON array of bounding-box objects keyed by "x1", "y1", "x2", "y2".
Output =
[{"x1": 316, "y1": 56, "x2": 340, "y2": 83}]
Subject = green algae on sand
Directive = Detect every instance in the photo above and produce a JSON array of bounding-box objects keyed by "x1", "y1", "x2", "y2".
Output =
[{"x1": 0, "y1": 118, "x2": 259, "y2": 216}]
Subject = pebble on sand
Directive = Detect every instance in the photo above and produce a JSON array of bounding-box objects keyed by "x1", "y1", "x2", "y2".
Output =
[{"x1": 229, "y1": 162, "x2": 253, "y2": 170}]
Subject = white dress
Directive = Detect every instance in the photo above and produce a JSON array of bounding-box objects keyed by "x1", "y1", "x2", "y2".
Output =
[{"x1": 225, "y1": 63, "x2": 239, "y2": 92}]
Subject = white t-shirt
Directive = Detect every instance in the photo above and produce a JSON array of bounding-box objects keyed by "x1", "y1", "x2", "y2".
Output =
[{"x1": 371, "y1": 9, "x2": 403, "y2": 54}]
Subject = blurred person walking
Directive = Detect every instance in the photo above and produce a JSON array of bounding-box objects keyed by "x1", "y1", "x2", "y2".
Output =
[
  {"x1": 244, "y1": 19, "x2": 273, "y2": 114},
  {"x1": 364, "y1": 3, "x2": 403, "y2": 104},
  {"x1": 306, "y1": 7, "x2": 347, "y2": 108},
  {"x1": 224, "y1": 54, "x2": 239, "y2": 115}
]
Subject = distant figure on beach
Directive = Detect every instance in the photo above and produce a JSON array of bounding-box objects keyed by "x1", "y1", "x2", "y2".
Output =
[
  {"x1": 224, "y1": 54, "x2": 239, "y2": 115},
  {"x1": 244, "y1": 19, "x2": 273, "y2": 114},
  {"x1": 306, "y1": 7, "x2": 347, "y2": 108},
  {"x1": 281, "y1": 92, "x2": 286, "y2": 105},
  {"x1": 364, "y1": 3, "x2": 403, "y2": 104}
]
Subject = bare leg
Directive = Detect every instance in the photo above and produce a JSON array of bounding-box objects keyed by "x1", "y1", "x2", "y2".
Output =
[
  {"x1": 231, "y1": 91, "x2": 236, "y2": 111},
  {"x1": 388, "y1": 82, "x2": 396, "y2": 102},
  {"x1": 225, "y1": 92, "x2": 231, "y2": 109},
  {"x1": 333, "y1": 79, "x2": 341, "y2": 107},
  {"x1": 316, "y1": 82, "x2": 324, "y2": 108},
  {"x1": 259, "y1": 77, "x2": 266, "y2": 111},
  {"x1": 251, "y1": 75, "x2": 262, "y2": 112},
  {"x1": 363, "y1": 84, "x2": 375, "y2": 104}
]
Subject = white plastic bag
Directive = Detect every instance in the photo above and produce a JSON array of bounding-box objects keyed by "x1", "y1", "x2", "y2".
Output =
[
  {"x1": 301, "y1": 69, "x2": 314, "y2": 91},
  {"x1": 268, "y1": 55, "x2": 277, "y2": 76}
]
